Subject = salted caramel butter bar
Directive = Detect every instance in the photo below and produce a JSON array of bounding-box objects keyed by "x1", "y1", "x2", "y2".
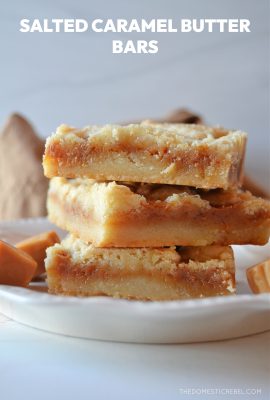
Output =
[
  {"x1": 47, "y1": 178, "x2": 270, "y2": 247},
  {"x1": 43, "y1": 122, "x2": 247, "y2": 189},
  {"x1": 45, "y1": 235, "x2": 235, "y2": 300}
]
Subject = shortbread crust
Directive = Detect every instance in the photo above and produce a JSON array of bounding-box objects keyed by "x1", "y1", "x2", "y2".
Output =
[
  {"x1": 47, "y1": 178, "x2": 270, "y2": 247},
  {"x1": 43, "y1": 122, "x2": 247, "y2": 189},
  {"x1": 45, "y1": 235, "x2": 235, "y2": 300}
]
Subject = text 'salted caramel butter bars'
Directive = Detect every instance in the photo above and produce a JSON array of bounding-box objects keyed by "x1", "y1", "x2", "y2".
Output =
[{"x1": 42, "y1": 121, "x2": 270, "y2": 301}]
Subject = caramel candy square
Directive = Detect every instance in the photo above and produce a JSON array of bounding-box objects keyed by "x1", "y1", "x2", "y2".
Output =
[
  {"x1": 16, "y1": 231, "x2": 60, "y2": 277},
  {"x1": 246, "y1": 260, "x2": 270, "y2": 294},
  {"x1": 0, "y1": 240, "x2": 37, "y2": 286}
]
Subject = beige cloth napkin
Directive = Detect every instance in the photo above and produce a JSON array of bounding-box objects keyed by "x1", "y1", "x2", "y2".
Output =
[{"x1": 0, "y1": 114, "x2": 48, "y2": 220}]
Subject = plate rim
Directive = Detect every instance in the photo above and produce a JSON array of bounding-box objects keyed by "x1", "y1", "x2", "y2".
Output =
[{"x1": 1, "y1": 217, "x2": 270, "y2": 312}]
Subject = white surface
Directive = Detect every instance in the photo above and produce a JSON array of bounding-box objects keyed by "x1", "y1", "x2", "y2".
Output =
[
  {"x1": 0, "y1": 0, "x2": 269, "y2": 188},
  {"x1": 1, "y1": 218, "x2": 270, "y2": 344},
  {"x1": 0, "y1": 313, "x2": 269, "y2": 400}
]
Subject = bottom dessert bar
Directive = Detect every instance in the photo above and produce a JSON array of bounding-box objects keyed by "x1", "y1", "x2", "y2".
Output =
[{"x1": 45, "y1": 235, "x2": 236, "y2": 301}]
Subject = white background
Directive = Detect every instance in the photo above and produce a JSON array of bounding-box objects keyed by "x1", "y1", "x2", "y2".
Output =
[
  {"x1": 0, "y1": 0, "x2": 269, "y2": 187},
  {"x1": 1, "y1": 312, "x2": 269, "y2": 400},
  {"x1": 0, "y1": 1, "x2": 270, "y2": 399}
]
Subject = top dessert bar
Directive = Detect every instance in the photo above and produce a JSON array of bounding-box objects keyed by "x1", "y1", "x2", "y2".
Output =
[{"x1": 43, "y1": 122, "x2": 247, "y2": 189}]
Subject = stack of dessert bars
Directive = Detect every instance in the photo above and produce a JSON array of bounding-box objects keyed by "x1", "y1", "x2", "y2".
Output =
[{"x1": 43, "y1": 122, "x2": 270, "y2": 300}]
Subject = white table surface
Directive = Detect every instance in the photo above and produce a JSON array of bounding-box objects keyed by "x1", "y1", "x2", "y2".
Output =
[
  {"x1": 0, "y1": 312, "x2": 269, "y2": 400},
  {"x1": 1, "y1": 0, "x2": 270, "y2": 398}
]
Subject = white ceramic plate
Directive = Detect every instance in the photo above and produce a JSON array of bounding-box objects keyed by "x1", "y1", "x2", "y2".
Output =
[{"x1": 0, "y1": 218, "x2": 269, "y2": 343}]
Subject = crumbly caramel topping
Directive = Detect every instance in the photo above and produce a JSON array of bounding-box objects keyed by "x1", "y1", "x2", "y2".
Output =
[
  {"x1": 49, "y1": 177, "x2": 270, "y2": 218},
  {"x1": 46, "y1": 235, "x2": 233, "y2": 274},
  {"x1": 46, "y1": 122, "x2": 247, "y2": 152}
]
